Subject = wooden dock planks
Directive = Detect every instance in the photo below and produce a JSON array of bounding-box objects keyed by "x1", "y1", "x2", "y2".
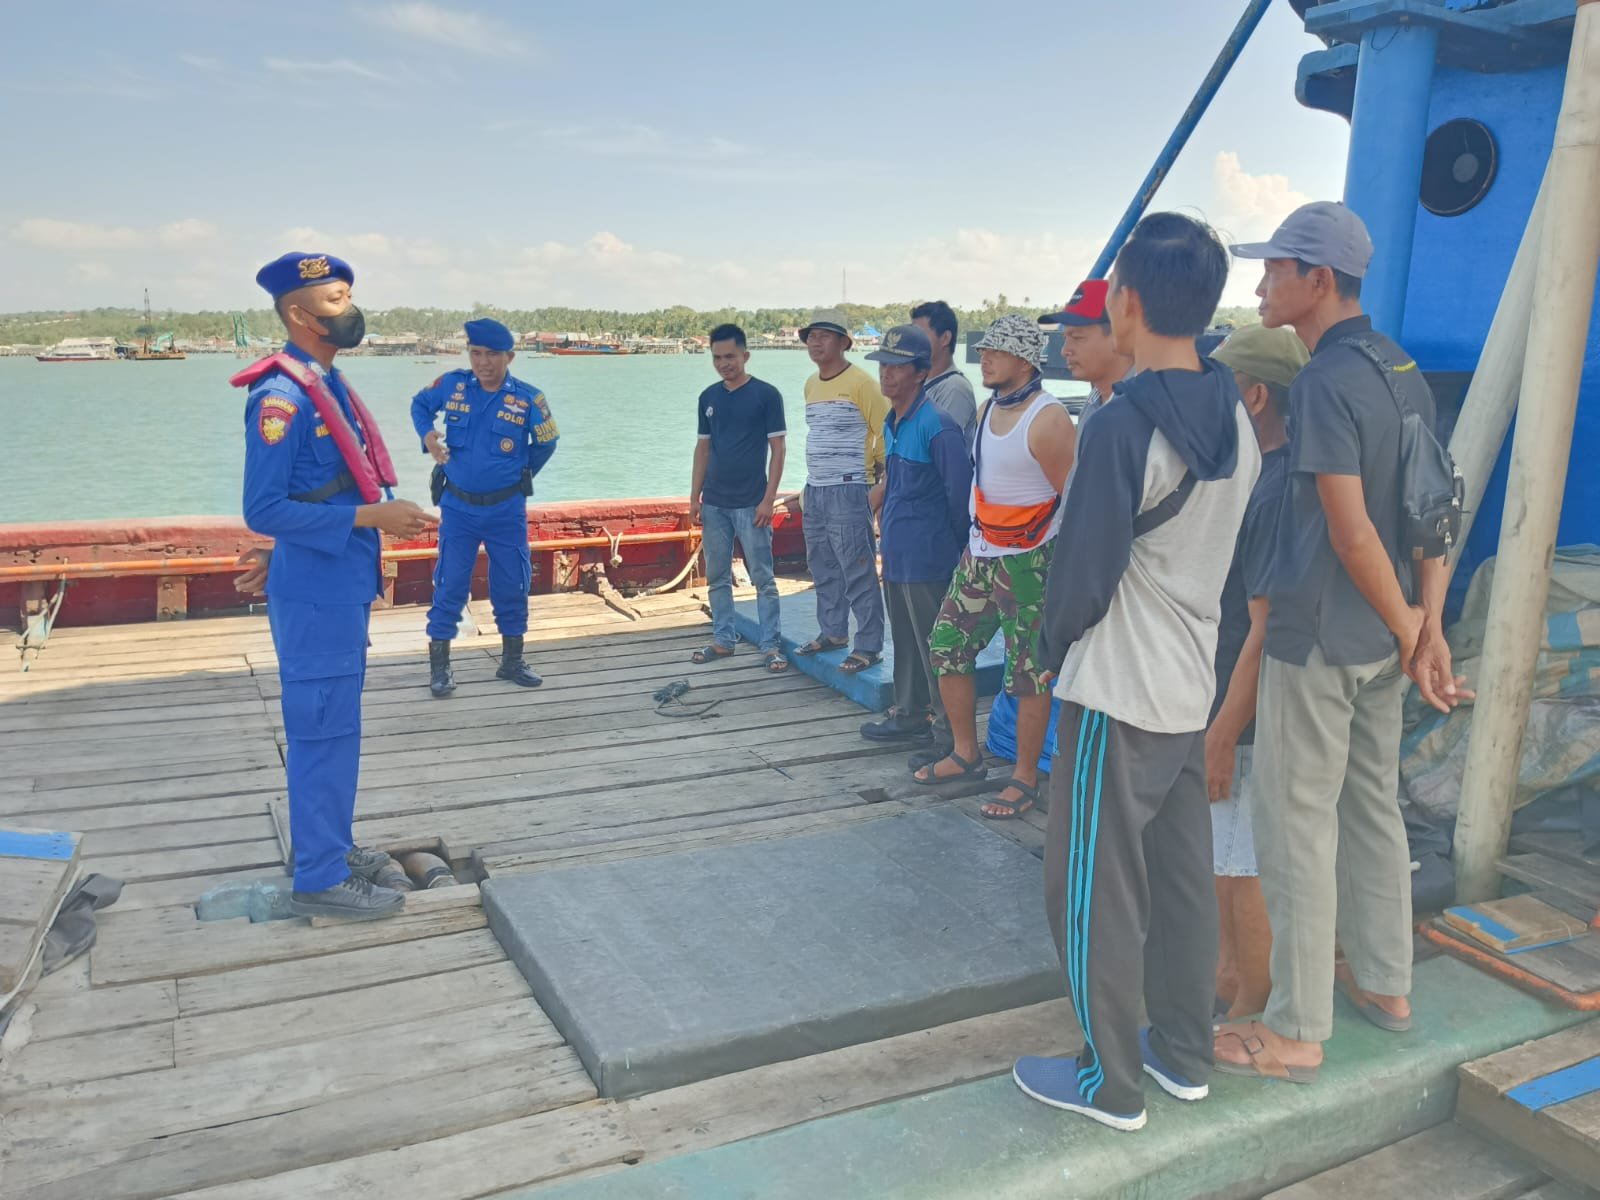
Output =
[
  {"x1": 1457, "y1": 1020, "x2": 1600, "y2": 1193},
  {"x1": 0, "y1": 589, "x2": 1036, "y2": 1199},
  {"x1": 0, "y1": 827, "x2": 81, "y2": 996}
]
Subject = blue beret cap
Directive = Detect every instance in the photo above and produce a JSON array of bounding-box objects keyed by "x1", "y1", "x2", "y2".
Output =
[
  {"x1": 254, "y1": 252, "x2": 354, "y2": 300},
  {"x1": 464, "y1": 318, "x2": 515, "y2": 352}
]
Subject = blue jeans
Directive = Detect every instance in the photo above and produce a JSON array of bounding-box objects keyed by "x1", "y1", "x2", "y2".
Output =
[{"x1": 702, "y1": 503, "x2": 781, "y2": 652}]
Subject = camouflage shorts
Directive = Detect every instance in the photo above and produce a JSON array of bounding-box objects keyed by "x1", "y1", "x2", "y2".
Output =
[{"x1": 929, "y1": 542, "x2": 1055, "y2": 697}]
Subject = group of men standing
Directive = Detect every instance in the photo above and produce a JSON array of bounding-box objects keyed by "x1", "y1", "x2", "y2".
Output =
[
  {"x1": 240, "y1": 197, "x2": 1470, "y2": 1133},
  {"x1": 684, "y1": 202, "x2": 1469, "y2": 1134}
]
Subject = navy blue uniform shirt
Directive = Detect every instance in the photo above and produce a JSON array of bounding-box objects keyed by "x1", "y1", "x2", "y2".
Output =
[
  {"x1": 410, "y1": 369, "x2": 559, "y2": 497},
  {"x1": 241, "y1": 343, "x2": 382, "y2": 604}
]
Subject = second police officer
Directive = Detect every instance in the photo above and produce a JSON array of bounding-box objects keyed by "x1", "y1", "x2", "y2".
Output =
[{"x1": 412, "y1": 318, "x2": 560, "y2": 697}]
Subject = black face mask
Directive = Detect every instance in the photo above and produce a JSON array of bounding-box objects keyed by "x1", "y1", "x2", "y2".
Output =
[{"x1": 317, "y1": 305, "x2": 366, "y2": 349}]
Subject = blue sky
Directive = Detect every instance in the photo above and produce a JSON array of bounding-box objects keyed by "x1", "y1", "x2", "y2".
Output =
[{"x1": 0, "y1": 0, "x2": 1350, "y2": 314}]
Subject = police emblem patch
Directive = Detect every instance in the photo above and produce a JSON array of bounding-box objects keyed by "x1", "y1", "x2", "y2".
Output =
[
  {"x1": 499, "y1": 437, "x2": 515, "y2": 453},
  {"x1": 298, "y1": 256, "x2": 331, "y2": 281},
  {"x1": 259, "y1": 413, "x2": 290, "y2": 445}
]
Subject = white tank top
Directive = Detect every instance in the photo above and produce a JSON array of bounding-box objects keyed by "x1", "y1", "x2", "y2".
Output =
[{"x1": 968, "y1": 394, "x2": 1062, "y2": 558}]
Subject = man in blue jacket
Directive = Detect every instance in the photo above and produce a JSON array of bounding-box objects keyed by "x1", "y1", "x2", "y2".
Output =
[
  {"x1": 861, "y1": 325, "x2": 972, "y2": 744},
  {"x1": 411, "y1": 318, "x2": 559, "y2": 697}
]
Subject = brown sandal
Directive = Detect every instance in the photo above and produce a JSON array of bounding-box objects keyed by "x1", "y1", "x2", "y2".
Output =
[{"x1": 1213, "y1": 1021, "x2": 1320, "y2": 1084}]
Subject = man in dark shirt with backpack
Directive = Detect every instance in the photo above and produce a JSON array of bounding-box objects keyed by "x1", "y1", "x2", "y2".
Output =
[{"x1": 1216, "y1": 202, "x2": 1469, "y2": 1084}]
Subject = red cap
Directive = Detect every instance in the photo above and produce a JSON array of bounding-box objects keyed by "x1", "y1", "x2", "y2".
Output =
[{"x1": 1037, "y1": 279, "x2": 1110, "y2": 326}]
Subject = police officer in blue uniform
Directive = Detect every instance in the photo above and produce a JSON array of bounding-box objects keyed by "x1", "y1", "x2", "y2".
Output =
[
  {"x1": 236, "y1": 251, "x2": 436, "y2": 920},
  {"x1": 412, "y1": 318, "x2": 559, "y2": 697}
]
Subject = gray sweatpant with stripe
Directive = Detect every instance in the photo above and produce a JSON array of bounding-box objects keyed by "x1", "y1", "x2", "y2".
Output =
[{"x1": 1044, "y1": 703, "x2": 1217, "y2": 1115}]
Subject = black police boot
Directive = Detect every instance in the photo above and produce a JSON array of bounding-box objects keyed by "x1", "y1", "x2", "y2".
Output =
[
  {"x1": 428, "y1": 639, "x2": 456, "y2": 699},
  {"x1": 496, "y1": 634, "x2": 543, "y2": 688}
]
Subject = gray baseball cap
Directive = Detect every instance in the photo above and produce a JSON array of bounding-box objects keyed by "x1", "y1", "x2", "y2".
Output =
[{"x1": 1230, "y1": 201, "x2": 1374, "y2": 279}]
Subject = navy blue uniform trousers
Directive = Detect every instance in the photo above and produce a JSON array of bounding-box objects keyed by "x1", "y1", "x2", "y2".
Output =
[
  {"x1": 270, "y1": 597, "x2": 370, "y2": 894},
  {"x1": 426, "y1": 497, "x2": 531, "y2": 640}
]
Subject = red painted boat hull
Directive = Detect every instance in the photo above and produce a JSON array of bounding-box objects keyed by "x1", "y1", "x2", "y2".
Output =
[{"x1": 0, "y1": 496, "x2": 806, "y2": 628}]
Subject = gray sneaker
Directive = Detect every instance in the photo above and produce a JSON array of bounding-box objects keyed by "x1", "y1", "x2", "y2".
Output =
[
  {"x1": 290, "y1": 874, "x2": 406, "y2": 921},
  {"x1": 345, "y1": 846, "x2": 395, "y2": 882}
]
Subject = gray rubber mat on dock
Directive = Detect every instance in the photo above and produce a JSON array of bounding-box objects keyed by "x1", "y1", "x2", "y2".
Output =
[{"x1": 483, "y1": 806, "x2": 1060, "y2": 1098}]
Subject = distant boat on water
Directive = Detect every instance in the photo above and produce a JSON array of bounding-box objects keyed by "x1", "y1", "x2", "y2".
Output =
[
  {"x1": 36, "y1": 337, "x2": 118, "y2": 363},
  {"x1": 550, "y1": 340, "x2": 631, "y2": 356}
]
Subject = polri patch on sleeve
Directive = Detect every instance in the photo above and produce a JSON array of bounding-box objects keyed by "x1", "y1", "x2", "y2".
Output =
[{"x1": 257, "y1": 398, "x2": 296, "y2": 445}]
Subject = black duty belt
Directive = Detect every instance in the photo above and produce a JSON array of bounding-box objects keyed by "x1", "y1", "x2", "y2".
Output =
[
  {"x1": 289, "y1": 472, "x2": 357, "y2": 504},
  {"x1": 442, "y1": 475, "x2": 527, "y2": 506}
]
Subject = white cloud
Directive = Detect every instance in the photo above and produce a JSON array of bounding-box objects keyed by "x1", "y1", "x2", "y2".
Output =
[
  {"x1": 1211, "y1": 151, "x2": 1313, "y2": 306},
  {"x1": 264, "y1": 57, "x2": 391, "y2": 82},
  {"x1": 360, "y1": 2, "x2": 529, "y2": 58},
  {"x1": 179, "y1": 53, "x2": 223, "y2": 72},
  {"x1": 1211, "y1": 151, "x2": 1311, "y2": 243},
  {"x1": 875, "y1": 228, "x2": 1102, "y2": 308},
  {"x1": 157, "y1": 219, "x2": 223, "y2": 249},
  {"x1": 74, "y1": 261, "x2": 114, "y2": 282},
  {"x1": 13, "y1": 219, "x2": 141, "y2": 251}
]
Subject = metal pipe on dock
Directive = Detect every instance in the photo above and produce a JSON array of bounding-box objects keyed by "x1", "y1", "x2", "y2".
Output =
[{"x1": 1453, "y1": 0, "x2": 1600, "y2": 902}]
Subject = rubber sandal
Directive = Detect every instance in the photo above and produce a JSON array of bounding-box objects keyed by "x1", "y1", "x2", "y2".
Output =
[
  {"x1": 690, "y1": 644, "x2": 734, "y2": 664},
  {"x1": 912, "y1": 750, "x2": 986, "y2": 786},
  {"x1": 1212, "y1": 1021, "x2": 1320, "y2": 1084},
  {"x1": 792, "y1": 637, "x2": 847, "y2": 657},
  {"x1": 838, "y1": 651, "x2": 882, "y2": 674},
  {"x1": 981, "y1": 777, "x2": 1040, "y2": 820},
  {"x1": 762, "y1": 649, "x2": 790, "y2": 673},
  {"x1": 1335, "y1": 975, "x2": 1412, "y2": 1032}
]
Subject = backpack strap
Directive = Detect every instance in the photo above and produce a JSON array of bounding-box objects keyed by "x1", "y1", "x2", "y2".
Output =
[
  {"x1": 1335, "y1": 334, "x2": 1412, "y2": 421},
  {"x1": 1132, "y1": 470, "x2": 1196, "y2": 537}
]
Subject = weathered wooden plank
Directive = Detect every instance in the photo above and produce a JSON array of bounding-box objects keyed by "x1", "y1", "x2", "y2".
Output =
[
  {"x1": 0, "y1": 829, "x2": 81, "y2": 994},
  {"x1": 175, "y1": 927, "x2": 505, "y2": 1014},
  {"x1": 20, "y1": 751, "x2": 282, "y2": 797},
  {"x1": 173, "y1": 959, "x2": 532, "y2": 1065},
  {"x1": 0, "y1": 697, "x2": 267, "y2": 736},
  {"x1": 1459, "y1": 1075, "x2": 1600, "y2": 1197},
  {"x1": 2, "y1": 997, "x2": 558, "y2": 1152},
  {"x1": 1263, "y1": 1122, "x2": 1546, "y2": 1198},
  {"x1": 6, "y1": 794, "x2": 281, "y2": 833},
  {"x1": 83, "y1": 839, "x2": 282, "y2": 886},
  {"x1": 79, "y1": 814, "x2": 275, "y2": 857},
  {"x1": 115, "y1": 867, "x2": 276, "y2": 913},
  {"x1": 1497, "y1": 853, "x2": 1600, "y2": 909},
  {"x1": 615, "y1": 998, "x2": 1080, "y2": 1165},
  {"x1": 24, "y1": 978, "x2": 179, "y2": 1042},
  {"x1": 1462, "y1": 1022, "x2": 1600, "y2": 1094},
  {"x1": 3, "y1": 1047, "x2": 594, "y2": 1200},
  {"x1": 3, "y1": 1020, "x2": 176, "y2": 1088},
  {"x1": 92, "y1": 902, "x2": 488, "y2": 985},
  {"x1": 163, "y1": 1101, "x2": 639, "y2": 1200}
]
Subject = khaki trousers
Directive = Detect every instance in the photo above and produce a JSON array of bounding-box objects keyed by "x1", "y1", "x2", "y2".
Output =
[{"x1": 1253, "y1": 646, "x2": 1412, "y2": 1043}]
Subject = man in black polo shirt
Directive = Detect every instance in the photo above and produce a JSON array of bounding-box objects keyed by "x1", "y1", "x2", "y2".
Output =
[
  {"x1": 689, "y1": 323, "x2": 789, "y2": 672},
  {"x1": 1216, "y1": 203, "x2": 1467, "y2": 1083}
]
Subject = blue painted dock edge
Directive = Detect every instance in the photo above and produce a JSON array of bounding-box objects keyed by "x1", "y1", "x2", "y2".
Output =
[{"x1": 733, "y1": 589, "x2": 1004, "y2": 713}]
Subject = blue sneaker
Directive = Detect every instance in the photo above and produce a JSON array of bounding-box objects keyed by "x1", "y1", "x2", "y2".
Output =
[
  {"x1": 1140, "y1": 1028, "x2": 1209, "y2": 1101},
  {"x1": 1012, "y1": 1055, "x2": 1147, "y2": 1131}
]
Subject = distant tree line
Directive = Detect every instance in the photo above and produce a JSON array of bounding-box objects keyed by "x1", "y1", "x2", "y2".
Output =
[{"x1": 0, "y1": 299, "x2": 1262, "y2": 345}]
